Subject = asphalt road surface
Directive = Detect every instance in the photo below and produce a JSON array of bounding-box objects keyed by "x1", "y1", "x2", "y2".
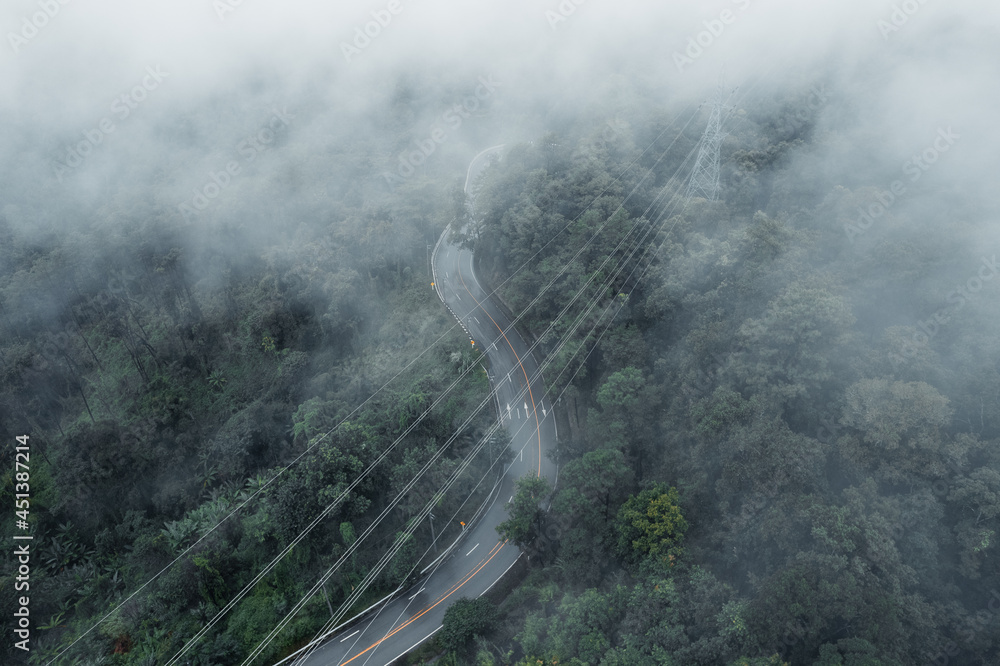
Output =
[{"x1": 285, "y1": 147, "x2": 558, "y2": 666}]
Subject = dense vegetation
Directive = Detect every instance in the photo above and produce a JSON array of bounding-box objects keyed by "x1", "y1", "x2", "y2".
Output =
[
  {"x1": 3, "y1": 68, "x2": 998, "y2": 666},
  {"x1": 0, "y1": 159, "x2": 503, "y2": 662},
  {"x1": 437, "y1": 89, "x2": 1000, "y2": 665}
]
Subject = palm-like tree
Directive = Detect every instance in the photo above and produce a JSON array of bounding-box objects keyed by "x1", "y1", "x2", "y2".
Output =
[
  {"x1": 161, "y1": 517, "x2": 198, "y2": 552},
  {"x1": 207, "y1": 369, "x2": 227, "y2": 390}
]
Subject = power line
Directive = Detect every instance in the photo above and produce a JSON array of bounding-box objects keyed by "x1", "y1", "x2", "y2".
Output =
[
  {"x1": 44, "y1": 102, "x2": 700, "y2": 666},
  {"x1": 306, "y1": 75, "x2": 773, "y2": 665},
  {"x1": 273, "y1": 120, "x2": 710, "y2": 666},
  {"x1": 50, "y1": 66, "x2": 770, "y2": 664},
  {"x1": 161, "y1": 111, "x2": 704, "y2": 666},
  {"x1": 263, "y1": 71, "x2": 774, "y2": 661}
]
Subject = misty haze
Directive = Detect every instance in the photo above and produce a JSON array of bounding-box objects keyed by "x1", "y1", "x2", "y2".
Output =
[{"x1": 1, "y1": 1, "x2": 999, "y2": 665}]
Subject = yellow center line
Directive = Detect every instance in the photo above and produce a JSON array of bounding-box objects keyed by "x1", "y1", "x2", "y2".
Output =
[
  {"x1": 338, "y1": 541, "x2": 507, "y2": 665},
  {"x1": 337, "y1": 246, "x2": 547, "y2": 664},
  {"x1": 457, "y1": 254, "x2": 543, "y2": 477}
]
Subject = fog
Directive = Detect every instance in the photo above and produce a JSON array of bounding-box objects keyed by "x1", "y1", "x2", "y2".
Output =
[
  {"x1": 4, "y1": 0, "x2": 1000, "y2": 663},
  {"x1": 2, "y1": 0, "x2": 994, "y2": 245}
]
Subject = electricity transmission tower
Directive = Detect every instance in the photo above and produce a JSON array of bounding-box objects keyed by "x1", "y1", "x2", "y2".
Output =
[{"x1": 686, "y1": 86, "x2": 736, "y2": 201}]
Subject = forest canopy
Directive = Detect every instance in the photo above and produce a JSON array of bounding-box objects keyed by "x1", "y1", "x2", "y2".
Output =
[{"x1": 2, "y1": 1, "x2": 998, "y2": 664}]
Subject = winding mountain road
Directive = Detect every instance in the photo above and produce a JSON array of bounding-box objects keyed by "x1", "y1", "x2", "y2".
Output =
[{"x1": 284, "y1": 147, "x2": 558, "y2": 666}]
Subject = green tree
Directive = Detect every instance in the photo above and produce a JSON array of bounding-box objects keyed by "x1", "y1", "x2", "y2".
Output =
[
  {"x1": 732, "y1": 282, "x2": 855, "y2": 404},
  {"x1": 812, "y1": 638, "x2": 900, "y2": 665},
  {"x1": 441, "y1": 597, "x2": 499, "y2": 655},
  {"x1": 553, "y1": 448, "x2": 632, "y2": 527},
  {"x1": 551, "y1": 449, "x2": 632, "y2": 582},
  {"x1": 592, "y1": 366, "x2": 660, "y2": 477},
  {"x1": 728, "y1": 656, "x2": 789, "y2": 666},
  {"x1": 615, "y1": 485, "x2": 687, "y2": 567},
  {"x1": 547, "y1": 588, "x2": 621, "y2": 663},
  {"x1": 497, "y1": 476, "x2": 551, "y2": 552},
  {"x1": 838, "y1": 378, "x2": 952, "y2": 484}
]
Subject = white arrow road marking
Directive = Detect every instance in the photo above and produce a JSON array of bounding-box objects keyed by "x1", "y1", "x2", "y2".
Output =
[
  {"x1": 507, "y1": 403, "x2": 511, "y2": 420},
  {"x1": 341, "y1": 630, "x2": 360, "y2": 642},
  {"x1": 517, "y1": 408, "x2": 521, "y2": 418},
  {"x1": 524, "y1": 401, "x2": 528, "y2": 413},
  {"x1": 542, "y1": 407, "x2": 547, "y2": 417},
  {"x1": 466, "y1": 543, "x2": 479, "y2": 556}
]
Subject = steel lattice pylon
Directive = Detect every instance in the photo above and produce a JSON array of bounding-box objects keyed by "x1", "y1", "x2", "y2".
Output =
[{"x1": 686, "y1": 87, "x2": 734, "y2": 201}]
